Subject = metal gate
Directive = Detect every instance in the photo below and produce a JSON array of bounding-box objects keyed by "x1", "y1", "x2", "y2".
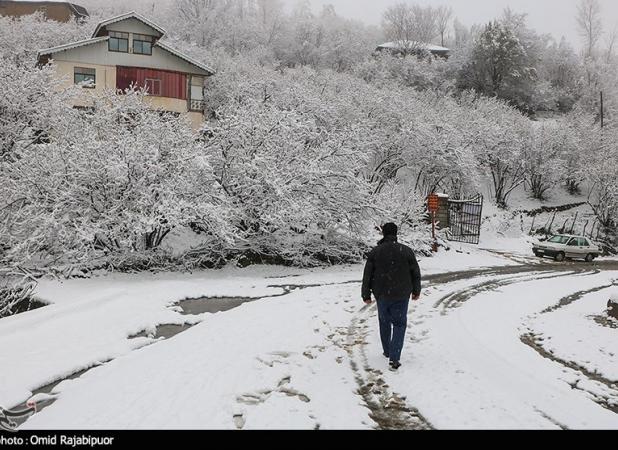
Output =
[{"x1": 447, "y1": 194, "x2": 483, "y2": 244}]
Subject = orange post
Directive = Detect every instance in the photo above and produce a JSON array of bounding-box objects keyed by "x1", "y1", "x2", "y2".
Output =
[{"x1": 428, "y1": 193, "x2": 440, "y2": 253}]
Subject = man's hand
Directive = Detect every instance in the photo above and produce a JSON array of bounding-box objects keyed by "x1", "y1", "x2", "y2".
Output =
[
  {"x1": 363, "y1": 298, "x2": 373, "y2": 305},
  {"x1": 412, "y1": 293, "x2": 421, "y2": 301}
]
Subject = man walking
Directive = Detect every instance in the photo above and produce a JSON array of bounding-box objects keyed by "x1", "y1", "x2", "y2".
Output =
[{"x1": 361, "y1": 223, "x2": 421, "y2": 371}]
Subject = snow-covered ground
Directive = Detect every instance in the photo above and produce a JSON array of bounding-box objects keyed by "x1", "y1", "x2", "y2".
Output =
[{"x1": 2, "y1": 240, "x2": 617, "y2": 430}]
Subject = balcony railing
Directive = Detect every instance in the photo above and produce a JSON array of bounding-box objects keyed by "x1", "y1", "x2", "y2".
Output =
[{"x1": 189, "y1": 99, "x2": 205, "y2": 112}]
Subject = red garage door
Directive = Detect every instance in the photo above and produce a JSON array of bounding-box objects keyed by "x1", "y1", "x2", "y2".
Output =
[{"x1": 116, "y1": 66, "x2": 187, "y2": 100}]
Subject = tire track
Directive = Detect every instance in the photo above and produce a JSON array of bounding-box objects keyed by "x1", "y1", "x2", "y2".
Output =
[
  {"x1": 521, "y1": 333, "x2": 618, "y2": 414},
  {"x1": 345, "y1": 304, "x2": 432, "y2": 430},
  {"x1": 346, "y1": 258, "x2": 618, "y2": 428},
  {"x1": 433, "y1": 269, "x2": 597, "y2": 312}
]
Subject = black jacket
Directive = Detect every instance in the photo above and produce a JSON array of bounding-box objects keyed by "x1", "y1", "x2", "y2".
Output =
[{"x1": 361, "y1": 235, "x2": 421, "y2": 301}]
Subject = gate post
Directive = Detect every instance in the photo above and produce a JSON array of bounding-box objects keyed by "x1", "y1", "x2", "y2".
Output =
[{"x1": 428, "y1": 193, "x2": 440, "y2": 252}]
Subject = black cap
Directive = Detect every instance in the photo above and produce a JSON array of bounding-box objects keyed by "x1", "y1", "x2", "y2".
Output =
[{"x1": 382, "y1": 223, "x2": 398, "y2": 237}]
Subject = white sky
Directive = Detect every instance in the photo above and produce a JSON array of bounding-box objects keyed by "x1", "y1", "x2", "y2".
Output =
[{"x1": 301, "y1": 0, "x2": 618, "y2": 48}]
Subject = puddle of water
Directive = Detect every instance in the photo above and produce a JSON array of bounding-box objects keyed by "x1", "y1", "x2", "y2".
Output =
[
  {"x1": 129, "y1": 323, "x2": 196, "y2": 340},
  {"x1": 10, "y1": 291, "x2": 308, "y2": 428},
  {"x1": 177, "y1": 297, "x2": 256, "y2": 315},
  {"x1": 10, "y1": 366, "x2": 98, "y2": 428}
]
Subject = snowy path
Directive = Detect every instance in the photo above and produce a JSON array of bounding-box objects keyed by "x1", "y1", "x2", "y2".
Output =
[
  {"x1": 376, "y1": 266, "x2": 618, "y2": 429},
  {"x1": 2, "y1": 250, "x2": 617, "y2": 429}
]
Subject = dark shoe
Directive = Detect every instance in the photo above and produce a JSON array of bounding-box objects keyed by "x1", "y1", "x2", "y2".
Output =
[
  {"x1": 383, "y1": 352, "x2": 389, "y2": 359},
  {"x1": 389, "y1": 361, "x2": 401, "y2": 371}
]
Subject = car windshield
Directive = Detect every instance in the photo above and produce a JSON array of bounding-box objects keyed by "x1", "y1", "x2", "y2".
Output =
[{"x1": 548, "y1": 235, "x2": 571, "y2": 244}]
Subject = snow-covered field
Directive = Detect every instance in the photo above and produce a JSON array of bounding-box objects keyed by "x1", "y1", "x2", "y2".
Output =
[{"x1": 2, "y1": 242, "x2": 617, "y2": 430}]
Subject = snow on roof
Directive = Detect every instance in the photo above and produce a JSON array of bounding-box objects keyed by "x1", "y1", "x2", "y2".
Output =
[
  {"x1": 377, "y1": 40, "x2": 450, "y2": 53},
  {"x1": 91, "y1": 11, "x2": 166, "y2": 38},
  {"x1": 38, "y1": 35, "x2": 108, "y2": 57},
  {"x1": 155, "y1": 40, "x2": 215, "y2": 76}
]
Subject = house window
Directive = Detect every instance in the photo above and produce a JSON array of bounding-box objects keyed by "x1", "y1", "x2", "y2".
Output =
[
  {"x1": 74, "y1": 67, "x2": 96, "y2": 88},
  {"x1": 108, "y1": 31, "x2": 129, "y2": 53},
  {"x1": 144, "y1": 78, "x2": 161, "y2": 96},
  {"x1": 133, "y1": 34, "x2": 154, "y2": 55}
]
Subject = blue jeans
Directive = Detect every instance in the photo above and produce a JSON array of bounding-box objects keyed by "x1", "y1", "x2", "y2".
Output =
[{"x1": 376, "y1": 298, "x2": 409, "y2": 363}]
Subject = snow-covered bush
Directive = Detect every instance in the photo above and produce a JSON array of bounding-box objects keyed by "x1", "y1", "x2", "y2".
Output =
[
  {"x1": 2, "y1": 86, "x2": 232, "y2": 268},
  {"x1": 0, "y1": 63, "x2": 77, "y2": 161},
  {"x1": 353, "y1": 53, "x2": 456, "y2": 94},
  {"x1": 205, "y1": 96, "x2": 372, "y2": 265},
  {"x1": 370, "y1": 180, "x2": 435, "y2": 254}
]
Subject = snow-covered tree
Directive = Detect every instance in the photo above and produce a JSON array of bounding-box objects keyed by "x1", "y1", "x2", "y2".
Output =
[
  {"x1": 0, "y1": 13, "x2": 90, "y2": 66},
  {"x1": 524, "y1": 122, "x2": 571, "y2": 200},
  {"x1": 2, "y1": 87, "x2": 231, "y2": 268},
  {"x1": 204, "y1": 96, "x2": 372, "y2": 265},
  {"x1": 583, "y1": 126, "x2": 618, "y2": 232},
  {"x1": 537, "y1": 38, "x2": 584, "y2": 112},
  {"x1": 460, "y1": 94, "x2": 531, "y2": 207},
  {"x1": 576, "y1": 0, "x2": 603, "y2": 59},
  {"x1": 382, "y1": 2, "x2": 440, "y2": 52},
  {"x1": 458, "y1": 20, "x2": 541, "y2": 112},
  {"x1": 435, "y1": 6, "x2": 453, "y2": 48}
]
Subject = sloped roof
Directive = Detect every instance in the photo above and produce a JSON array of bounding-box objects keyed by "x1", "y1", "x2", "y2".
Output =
[
  {"x1": 155, "y1": 40, "x2": 215, "y2": 76},
  {"x1": 377, "y1": 41, "x2": 450, "y2": 53},
  {"x1": 91, "y1": 11, "x2": 166, "y2": 38},
  {"x1": 37, "y1": 35, "x2": 215, "y2": 76},
  {"x1": 67, "y1": 2, "x2": 87, "y2": 17},
  {"x1": 0, "y1": 1, "x2": 88, "y2": 17},
  {"x1": 38, "y1": 35, "x2": 108, "y2": 57}
]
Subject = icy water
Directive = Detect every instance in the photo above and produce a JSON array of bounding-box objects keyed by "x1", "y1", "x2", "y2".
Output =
[{"x1": 177, "y1": 296, "x2": 256, "y2": 315}]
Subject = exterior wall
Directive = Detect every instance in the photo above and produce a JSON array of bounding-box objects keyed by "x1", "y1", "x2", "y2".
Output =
[
  {"x1": 144, "y1": 96, "x2": 190, "y2": 115},
  {"x1": 50, "y1": 40, "x2": 210, "y2": 76},
  {"x1": 51, "y1": 60, "x2": 204, "y2": 128},
  {"x1": 186, "y1": 111, "x2": 206, "y2": 130},
  {"x1": 104, "y1": 18, "x2": 162, "y2": 37},
  {"x1": 52, "y1": 60, "x2": 116, "y2": 108}
]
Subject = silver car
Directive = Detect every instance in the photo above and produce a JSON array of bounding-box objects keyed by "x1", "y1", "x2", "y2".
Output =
[{"x1": 532, "y1": 234, "x2": 601, "y2": 262}]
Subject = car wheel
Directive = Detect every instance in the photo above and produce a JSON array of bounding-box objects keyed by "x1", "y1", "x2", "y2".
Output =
[
  {"x1": 554, "y1": 252, "x2": 565, "y2": 262},
  {"x1": 585, "y1": 253, "x2": 595, "y2": 263}
]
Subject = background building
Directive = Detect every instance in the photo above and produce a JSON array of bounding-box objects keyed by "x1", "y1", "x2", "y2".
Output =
[{"x1": 0, "y1": 1, "x2": 88, "y2": 22}]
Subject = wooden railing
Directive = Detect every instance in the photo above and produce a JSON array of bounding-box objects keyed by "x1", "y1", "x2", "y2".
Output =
[{"x1": 189, "y1": 99, "x2": 205, "y2": 112}]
